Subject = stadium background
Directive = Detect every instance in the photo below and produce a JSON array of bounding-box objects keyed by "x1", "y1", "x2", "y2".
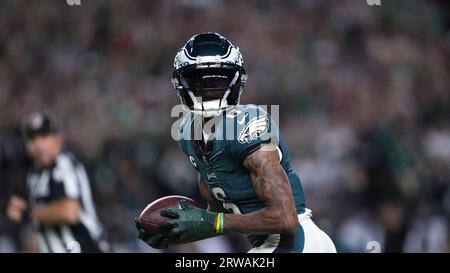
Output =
[{"x1": 0, "y1": 0, "x2": 449, "y2": 252}]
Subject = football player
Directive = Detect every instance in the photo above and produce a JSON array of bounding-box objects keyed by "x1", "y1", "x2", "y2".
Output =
[{"x1": 135, "y1": 32, "x2": 336, "y2": 252}]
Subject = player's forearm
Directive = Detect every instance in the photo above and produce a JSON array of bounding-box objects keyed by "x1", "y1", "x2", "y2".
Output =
[
  {"x1": 234, "y1": 145, "x2": 298, "y2": 235},
  {"x1": 223, "y1": 205, "x2": 297, "y2": 235},
  {"x1": 32, "y1": 200, "x2": 80, "y2": 225}
]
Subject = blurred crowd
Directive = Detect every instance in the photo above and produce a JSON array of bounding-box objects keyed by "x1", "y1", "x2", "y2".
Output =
[{"x1": 1, "y1": 0, "x2": 449, "y2": 252}]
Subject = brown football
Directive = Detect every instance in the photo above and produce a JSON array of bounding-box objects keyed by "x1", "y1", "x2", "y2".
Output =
[{"x1": 138, "y1": 195, "x2": 200, "y2": 235}]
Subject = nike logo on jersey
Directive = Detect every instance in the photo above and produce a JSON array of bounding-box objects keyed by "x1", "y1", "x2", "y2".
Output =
[{"x1": 237, "y1": 113, "x2": 249, "y2": 125}]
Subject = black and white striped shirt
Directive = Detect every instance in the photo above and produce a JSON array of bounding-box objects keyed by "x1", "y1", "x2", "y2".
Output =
[{"x1": 27, "y1": 151, "x2": 105, "y2": 253}]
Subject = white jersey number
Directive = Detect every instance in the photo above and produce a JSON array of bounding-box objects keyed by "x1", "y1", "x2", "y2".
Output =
[{"x1": 211, "y1": 187, "x2": 242, "y2": 215}]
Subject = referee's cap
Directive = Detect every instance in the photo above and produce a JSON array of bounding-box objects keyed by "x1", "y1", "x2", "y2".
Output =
[{"x1": 21, "y1": 111, "x2": 61, "y2": 140}]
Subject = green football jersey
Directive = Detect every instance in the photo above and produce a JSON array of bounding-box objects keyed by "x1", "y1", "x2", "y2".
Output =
[{"x1": 177, "y1": 104, "x2": 306, "y2": 247}]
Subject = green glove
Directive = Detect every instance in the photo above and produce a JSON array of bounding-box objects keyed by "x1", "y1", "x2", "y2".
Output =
[
  {"x1": 134, "y1": 218, "x2": 171, "y2": 249},
  {"x1": 159, "y1": 200, "x2": 222, "y2": 244}
]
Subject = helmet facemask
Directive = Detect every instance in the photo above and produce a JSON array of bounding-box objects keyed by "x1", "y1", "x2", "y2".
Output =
[{"x1": 174, "y1": 64, "x2": 244, "y2": 117}]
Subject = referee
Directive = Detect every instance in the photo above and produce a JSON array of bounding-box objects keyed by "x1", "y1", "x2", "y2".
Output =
[{"x1": 6, "y1": 112, "x2": 107, "y2": 253}]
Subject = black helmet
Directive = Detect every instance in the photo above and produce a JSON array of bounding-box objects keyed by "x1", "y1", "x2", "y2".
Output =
[{"x1": 171, "y1": 32, "x2": 247, "y2": 117}]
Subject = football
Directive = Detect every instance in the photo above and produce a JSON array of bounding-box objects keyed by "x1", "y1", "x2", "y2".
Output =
[{"x1": 138, "y1": 195, "x2": 200, "y2": 235}]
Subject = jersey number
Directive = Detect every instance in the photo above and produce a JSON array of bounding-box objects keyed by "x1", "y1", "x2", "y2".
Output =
[{"x1": 211, "y1": 187, "x2": 242, "y2": 214}]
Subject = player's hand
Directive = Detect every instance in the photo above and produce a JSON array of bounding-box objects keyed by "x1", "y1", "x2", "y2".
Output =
[
  {"x1": 134, "y1": 218, "x2": 171, "y2": 249},
  {"x1": 159, "y1": 200, "x2": 219, "y2": 244}
]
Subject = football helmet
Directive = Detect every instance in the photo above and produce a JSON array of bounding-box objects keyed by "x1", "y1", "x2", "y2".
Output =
[{"x1": 172, "y1": 32, "x2": 247, "y2": 117}]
